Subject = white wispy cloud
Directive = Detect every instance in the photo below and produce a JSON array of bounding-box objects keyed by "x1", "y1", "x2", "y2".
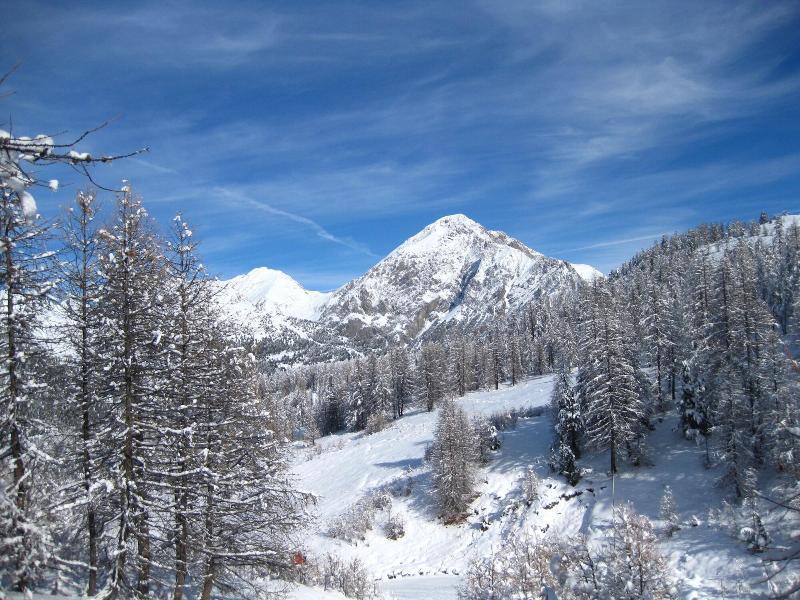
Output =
[
  {"x1": 214, "y1": 188, "x2": 376, "y2": 257},
  {"x1": 556, "y1": 233, "x2": 674, "y2": 254},
  {"x1": 7, "y1": 0, "x2": 800, "y2": 280}
]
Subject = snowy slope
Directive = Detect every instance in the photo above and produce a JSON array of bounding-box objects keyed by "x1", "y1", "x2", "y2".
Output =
[
  {"x1": 702, "y1": 213, "x2": 800, "y2": 261},
  {"x1": 570, "y1": 262, "x2": 603, "y2": 282},
  {"x1": 292, "y1": 375, "x2": 793, "y2": 599}
]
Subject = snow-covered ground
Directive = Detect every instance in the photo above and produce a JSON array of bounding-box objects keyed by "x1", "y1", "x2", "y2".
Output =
[{"x1": 292, "y1": 374, "x2": 791, "y2": 599}]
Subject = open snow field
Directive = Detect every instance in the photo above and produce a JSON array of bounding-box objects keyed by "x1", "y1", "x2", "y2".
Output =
[{"x1": 291, "y1": 374, "x2": 789, "y2": 599}]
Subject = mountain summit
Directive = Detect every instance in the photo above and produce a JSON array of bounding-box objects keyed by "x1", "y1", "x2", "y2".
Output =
[
  {"x1": 220, "y1": 215, "x2": 596, "y2": 361},
  {"x1": 318, "y1": 214, "x2": 585, "y2": 347}
]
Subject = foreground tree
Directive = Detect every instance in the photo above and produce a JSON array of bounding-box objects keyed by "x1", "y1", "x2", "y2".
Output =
[
  {"x1": 195, "y1": 342, "x2": 311, "y2": 599},
  {"x1": 95, "y1": 188, "x2": 167, "y2": 598},
  {"x1": 55, "y1": 191, "x2": 104, "y2": 595},
  {"x1": 0, "y1": 164, "x2": 56, "y2": 592}
]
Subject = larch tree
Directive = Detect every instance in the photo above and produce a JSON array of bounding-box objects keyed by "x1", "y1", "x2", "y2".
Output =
[
  {"x1": 55, "y1": 191, "x2": 104, "y2": 595},
  {"x1": 0, "y1": 155, "x2": 57, "y2": 592},
  {"x1": 577, "y1": 280, "x2": 644, "y2": 474},
  {"x1": 430, "y1": 398, "x2": 477, "y2": 522},
  {"x1": 95, "y1": 188, "x2": 166, "y2": 599}
]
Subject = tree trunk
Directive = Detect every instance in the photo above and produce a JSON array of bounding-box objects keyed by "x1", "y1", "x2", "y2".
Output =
[
  {"x1": 173, "y1": 491, "x2": 189, "y2": 600},
  {"x1": 80, "y1": 259, "x2": 98, "y2": 595}
]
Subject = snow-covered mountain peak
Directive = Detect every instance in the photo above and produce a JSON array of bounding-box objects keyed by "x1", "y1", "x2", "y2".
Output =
[
  {"x1": 392, "y1": 213, "x2": 541, "y2": 262},
  {"x1": 570, "y1": 263, "x2": 603, "y2": 282},
  {"x1": 321, "y1": 215, "x2": 584, "y2": 345},
  {"x1": 221, "y1": 266, "x2": 330, "y2": 321},
  {"x1": 218, "y1": 215, "x2": 600, "y2": 361}
]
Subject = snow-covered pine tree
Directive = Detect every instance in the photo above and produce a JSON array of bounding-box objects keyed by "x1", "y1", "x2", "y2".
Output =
[
  {"x1": 194, "y1": 340, "x2": 311, "y2": 600},
  {"x1": 643, "y1": 257, "x2": 675, "y2": 411},
  {"x1": 678, "y1": 358, "x2": 712, "y2": 463},
  {"x1": 659, "y1": 485, "x2": 680, "y2": 538},
  {"x1": 0, "y1": 161, "x2": 56, "y2": 593},
  {"x1": 351, "y1": 356, "x2": 378, "y2": 430},
  {"x1": 430, "y1": 398, "x2": 477, "y2": 522},
  {"x1": 55, "y1": 190, "x2": 104, "y2": 595},
  {"x1": 489, "y1": 323, "x2": 504, "y2": 390},
  {"x1": 551, "y1": 367, "x2": 581, "y2": 458},
  {"x1": 157, "y1": 214, "x2": 224, "y2": 600},
  {"x1": 550, "y1": 366, "x2": 582, "y2": 485},
  {"x1": 389, "y1": 346, "x2": 412, "y2": 418},
  {"x1": 522, "y1": 466, "x2": 540, "y2": 507},
  {"x1": 94, "y1": 188, "x2": 167, "y2": 598},
  {"x1": 418, "y1": 341, "x2": 446, "y2": 411},
  {"x1": 577, "y1": 280, "x2": 644, "y2": 473},
  {"x1": 505, "y1": 320, "x2": 523, "y2": 386},
  {"x1": 448, "y1": 334, "x2": 468, "y2": 397},
  {"x1": 316, "y1": 375, "x2": 346, "y2": 436}
]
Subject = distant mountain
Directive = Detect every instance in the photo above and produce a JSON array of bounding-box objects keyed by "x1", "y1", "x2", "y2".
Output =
[
  {"x1": 570, "y1": 263, "x2": 603, "y2": 282},
  {"x1": 218, "y1": 214, "x2": 596, "y2": 363},
  {"x1": 318, "y1": 214, "x2": 585, "y2": 347},
  {"x1": 220, "y1": 267, "x2": 330, "y2": 322}
]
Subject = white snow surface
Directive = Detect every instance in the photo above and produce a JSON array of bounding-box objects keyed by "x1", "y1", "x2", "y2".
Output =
[
  {"x1": 569, "y1": 262, "x2": 603, "y2": 281},
  {"x1": 292, "y1": 374, "x2": 793, "y2": 599},
  {"x1": 221, "y1": 266, "x2": 331, "y2": 321}
]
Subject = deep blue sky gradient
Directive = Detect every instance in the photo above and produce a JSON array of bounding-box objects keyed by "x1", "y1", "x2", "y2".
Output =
[{"x1": 4, "y1": 1, "x2": 800, "y2": 288}]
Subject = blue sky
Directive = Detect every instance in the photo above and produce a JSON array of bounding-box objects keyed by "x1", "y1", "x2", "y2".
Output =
[{"x1": 4, "y1": 1, "x2": 800, "y2": 289}]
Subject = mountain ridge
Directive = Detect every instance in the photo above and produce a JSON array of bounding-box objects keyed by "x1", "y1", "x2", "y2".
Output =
[{"x1": 219, "y1": 214, "x2": 600, "y2": 363}]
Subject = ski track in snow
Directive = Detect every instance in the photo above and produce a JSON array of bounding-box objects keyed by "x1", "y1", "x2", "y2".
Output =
[{"x1": 291, "y1": 374, "x2": 785, "y2": 599}]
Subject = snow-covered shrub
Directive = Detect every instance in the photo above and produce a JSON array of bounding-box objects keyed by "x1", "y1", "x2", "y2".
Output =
[
  {"x1": 659, "y1": 485, "x2": 680, "y2": 537},
  {"x1": 318, "y1": 554, "x2": 383, "y2": 599},
  {"x1": 523, "y1": 465, "x2": 541, "y2": 507},
  {"x1": 709, "y1": 499, "x2": 740, "y2": 537},
  {"x1": 459, "y1": 507, "x2": 677, "y2": 600},
  {"x1": 740, "y1": 506, "x2": 770, "y2": 553},
  {"x1": 459, "y1": 535, "x2": 556, "y2": 599},
  {"x1": 371, "y1": 491, "x2": 392, "y2": 511},
  {"x1": 489, "y1": 408, "x2": 519, "y2": 431},
  {"x1": 472, "y1": 415, "x2": 500, "y2": 464},
  {"x1": 327, "y1": 501, "x2": 375, "y2": 542},
  {"x1": 327, "y1": 493, "x2": 393, "y2": 543},
  {"x1": 607, "y1": 503, "x2": 676, "y2": 599},
  {"x1": 384, "y1": 513, "x2": 405, "y2": 540},
  {"x1": 365, "y1": 412, "x2": 388, "y2": 435},
  {"x1": 459, "y1": 535, "x2": 608, "y2": 599}
]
